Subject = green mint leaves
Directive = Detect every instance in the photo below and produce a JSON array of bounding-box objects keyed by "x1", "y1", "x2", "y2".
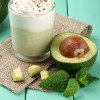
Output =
[
  {"x1": 76, "y1": 67, "x2": 90, "y2": 79},
  {"x1": 76, "y1": 68, "x2": 99, "y2": 86},
  {"x1": 39, "y1": 70, "x2": 69, "y2": 91},
  {"x1": 39, "y1": 68, "x2": 99, "y2": 97},
  {"x1": 63, "y1": 78, "x2": 80, "y2": 97}
]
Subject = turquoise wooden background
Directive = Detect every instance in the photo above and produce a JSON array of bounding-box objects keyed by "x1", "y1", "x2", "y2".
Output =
[{"x1": 0, "y1": 0, "x2": 100, "y2": 100}]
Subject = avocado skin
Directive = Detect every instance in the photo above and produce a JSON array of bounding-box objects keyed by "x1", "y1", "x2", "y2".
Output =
[
  {"x1": 51, "y1": 53, "x2": 97, "y2": 74},
  {"x1": 4, "y1": 0, "x2": 9, "y2": 6},
  {"x1": 0, "y1": 0, "x2": 9, "y2": 23}
]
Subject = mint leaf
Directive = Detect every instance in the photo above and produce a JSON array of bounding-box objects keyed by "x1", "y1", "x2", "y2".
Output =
[
  {"x1": 76, "y1": 67, "x2": 99, "y2": 86},
  {"x1": 78, "y1": 74, "x2": 99, "y2": 86},
  {"x1": 76, "y1": 67, "x2": 90, "y2": 79},
  {"x1": 39, "y1": 70, "x2": 69, "y2": 91},
  {"x1": 63, "y1": 78, "x2": 80, "y2": 97}
]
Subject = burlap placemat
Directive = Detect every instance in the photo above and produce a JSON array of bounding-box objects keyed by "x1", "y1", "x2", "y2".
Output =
[
  {"x1": 0, "y1": 13, "x2": 92, "y2": 93},
  {"x1": 0, "y1": 39, "x2": 54, "y2": 93}
]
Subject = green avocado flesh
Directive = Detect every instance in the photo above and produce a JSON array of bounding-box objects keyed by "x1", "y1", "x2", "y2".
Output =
[{"x1": 50, "y1": 33, "x2": 98, "y2": 73}]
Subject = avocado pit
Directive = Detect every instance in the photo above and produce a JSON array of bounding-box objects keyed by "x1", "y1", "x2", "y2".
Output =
[{"x1": 59, "y1": 36, "x2": 89, "y2": 58}]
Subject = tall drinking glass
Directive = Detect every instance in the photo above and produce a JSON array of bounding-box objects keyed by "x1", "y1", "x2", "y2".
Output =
[{"x1": 8, "y1": 1, "x2": 55, "y2": 62}]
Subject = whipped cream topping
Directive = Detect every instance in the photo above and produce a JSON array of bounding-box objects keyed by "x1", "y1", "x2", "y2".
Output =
[{"x1": 10, "y1": 0, "x2": 54, "y2": 15}]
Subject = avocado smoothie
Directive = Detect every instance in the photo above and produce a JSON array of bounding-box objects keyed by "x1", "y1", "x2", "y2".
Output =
[{"x1": 8, "y1": 0, "x2": 55, "y2": 62}]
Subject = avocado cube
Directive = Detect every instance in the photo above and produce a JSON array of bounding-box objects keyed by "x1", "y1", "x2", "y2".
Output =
[
  {"x1": 28, "y1": 65, "x2": 43, "y2": 77},
  {"x1": 40, "y1": 70, "x2": 49, "y2": 80},
  {"x1": 12, "y1": 67, "x2": 24, "y2": 82}
]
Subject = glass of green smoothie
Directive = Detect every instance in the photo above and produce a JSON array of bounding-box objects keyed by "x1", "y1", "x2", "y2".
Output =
[{"x1": 8, "y1": 0, "x2": 55, "y2": 62}]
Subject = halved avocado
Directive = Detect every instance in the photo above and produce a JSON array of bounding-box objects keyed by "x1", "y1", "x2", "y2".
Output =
[{"x1": 50, "y1": 33, "x2": 98, "y2": 74}]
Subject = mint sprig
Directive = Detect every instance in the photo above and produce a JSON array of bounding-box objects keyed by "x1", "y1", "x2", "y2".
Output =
[
  {"x1": 39, "y1": 68, "x2": 99, "y2": 97},
  {"x1": 39, "y1": 70, "x2": 69, "y2": 91}
]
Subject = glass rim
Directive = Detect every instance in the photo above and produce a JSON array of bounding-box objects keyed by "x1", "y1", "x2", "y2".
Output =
[{"x1": 8, "y1": 1, "x2": 55, "y2": 16}]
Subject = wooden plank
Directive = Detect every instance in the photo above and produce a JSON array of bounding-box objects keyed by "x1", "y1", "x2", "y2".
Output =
[
  {"x1": 0, "y1": 16, "x2": 11, "y2": 42},
  {"x1": 68, "y1": 0, "x2": 100, "y2": 100},
  {"x1": 0, "y1": 85, "x2": 25, "y2": 100},
  {"x1": 55, "y1": 0, "x2": 67, "y2": 16},
  {"x1": 26, "y1": 89, "x2": 72, "y2": 100},
  {"x1": 68, "y1": 0, "x2": 100, "y2": 37}
]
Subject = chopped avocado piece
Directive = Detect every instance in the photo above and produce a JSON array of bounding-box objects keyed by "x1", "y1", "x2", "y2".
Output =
[
  {"x1": 12, "y1": 67, "x2": 24, "y2": 82},
  {"x1": 50, "y1": 32, "x2": 98, "y2": 74},
  {"x1": 28, "y1": 65, "x2": 43, "y2": 77},
  {"x1": 40, "y1": 70, "x2": 49, "y2": 80}
]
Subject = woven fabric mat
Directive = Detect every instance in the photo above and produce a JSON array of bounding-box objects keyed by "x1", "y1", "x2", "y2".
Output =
[
  {"x1": 0, "y1": 13, "x2": 92, "y2": 93},
  {"x1": 0, "y1": 40, "x2": 54, "y2": 93}
]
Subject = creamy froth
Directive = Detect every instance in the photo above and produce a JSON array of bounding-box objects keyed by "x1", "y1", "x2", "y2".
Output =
[{"x1": 10, "y1": 0, "x2": 54, "y2": 14}]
